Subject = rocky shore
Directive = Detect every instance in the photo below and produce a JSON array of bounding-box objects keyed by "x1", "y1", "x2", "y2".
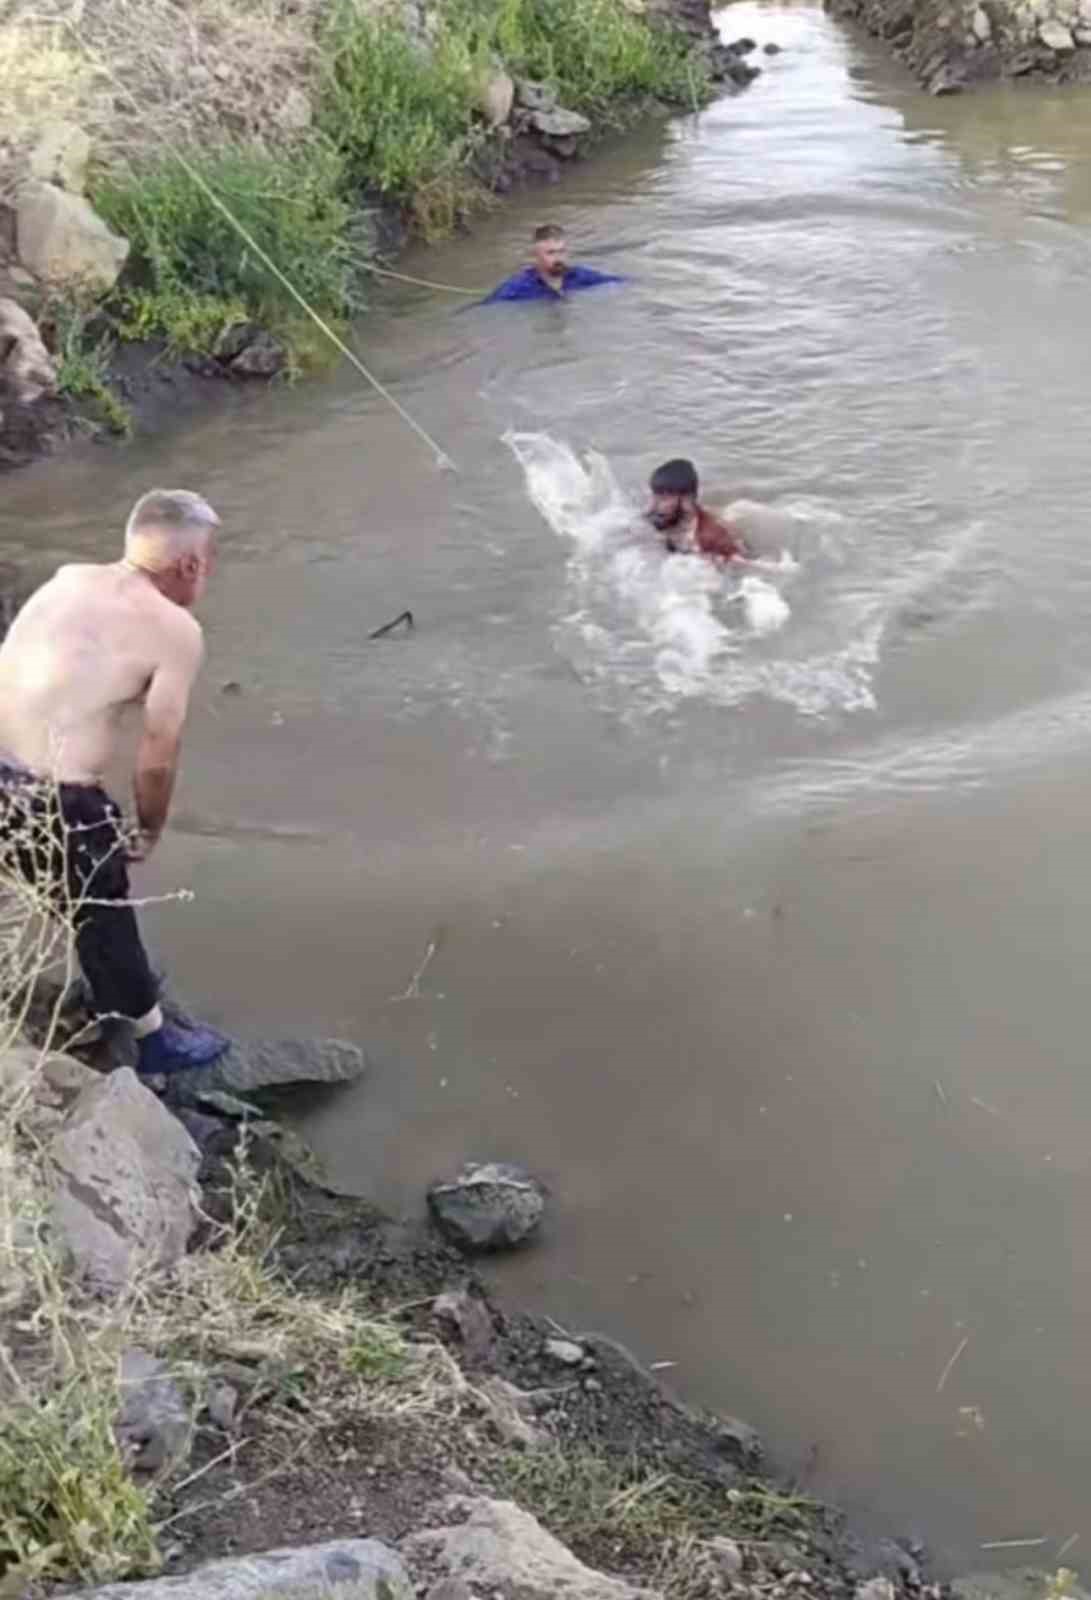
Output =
[
  {"x1": 824, "y1": 0, "x2": 1091, "y2": 94},
  {"x1": 1, "y1": 975, "x2": 966, "y2": 1600}
]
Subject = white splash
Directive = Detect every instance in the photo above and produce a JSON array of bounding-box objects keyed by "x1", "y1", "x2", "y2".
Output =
[{"x1": 506, "y1": 431, "x2": 976, "y2": 719}]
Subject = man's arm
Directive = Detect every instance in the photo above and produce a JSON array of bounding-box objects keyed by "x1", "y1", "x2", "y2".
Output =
[
  {"x1": 698, "y1": 512, "x2": 752, "y2": 562},
  {"x1": 132, "y1": 620, "x2": 204, "y2": 858},
  {"x1": 567, "y1": 266, "x2": 625, "y2": 289}
]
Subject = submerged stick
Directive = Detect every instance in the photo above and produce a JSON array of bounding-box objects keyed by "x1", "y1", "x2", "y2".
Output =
[
  {"x1": 937, "y1": 1334, "x2": 970, "y2": 1393},
  {"x1": 369, "y1": 610, "x2": 415, "y2": 640},
  {"x1": 980, "y1": 1539, "x2": 1049, "y2": 1551}
]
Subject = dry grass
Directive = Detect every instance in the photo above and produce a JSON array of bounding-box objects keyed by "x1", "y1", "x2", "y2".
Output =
[{"x1": 1, "y1": 0, "x2": 329, "y2": 188}]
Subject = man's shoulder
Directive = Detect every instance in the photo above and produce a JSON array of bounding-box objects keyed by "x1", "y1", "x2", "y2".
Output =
[{"x1": 483, "y1": 267, "x2": 540, "y2": 302}]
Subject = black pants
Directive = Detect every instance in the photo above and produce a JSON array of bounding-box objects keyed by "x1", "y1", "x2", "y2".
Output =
[{"x1": 0, "y1": 762, "x2": 158, "y2": 1020}]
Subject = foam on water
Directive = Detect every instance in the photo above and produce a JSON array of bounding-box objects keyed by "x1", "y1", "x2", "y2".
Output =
[{"x1": 507, "y1": 430, "x2": 897, "y2": 718}]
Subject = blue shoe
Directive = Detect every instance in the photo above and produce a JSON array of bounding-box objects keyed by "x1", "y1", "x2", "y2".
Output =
[{"x1": 137, "y1": 1020, "x2": 231, "y2": 1077}]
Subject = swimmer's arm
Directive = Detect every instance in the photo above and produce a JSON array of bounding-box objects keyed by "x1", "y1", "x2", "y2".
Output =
[
  {"x1": 702, "y1": 517, "x2": 753, "y2": 562},
  {"x1": 132, "y1": 622, "x2": 204, "y2": 857}
]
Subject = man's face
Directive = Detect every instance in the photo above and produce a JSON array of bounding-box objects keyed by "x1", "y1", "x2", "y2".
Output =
[
  {"x1": 533, "y1": 235, "x2": 568, "y2": 281},
  {"x1": 172, "y1": 533, "x2": 218, "y2": 609},
  {"x1": 648, "y1": 491, "x2": 688, "y2": 531}
]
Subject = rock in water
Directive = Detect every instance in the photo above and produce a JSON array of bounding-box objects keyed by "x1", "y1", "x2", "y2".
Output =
[
  {"x1": 428, "y1": 1161, "x2": 545, "y2": 1252},
  {"x1": 50, "y1": 1068, "x2": 200, "y2": 1291},
  {"x1": 404, "y1": 1498, "x2": 654, "y2": 1600},
  {"x1": 528, "y1": 107, "x2": 592, "y2": 139},
  {"x1": 172, "y1": 1035, "x2": 368, "y2": 1101},
  {"x1": 75, "y1": 1540, "x2": 413, "y2": 1600},
  {"x1": 115, "y1": 1348, "x2": 192, "y2": 1474},
  {"x1": 1039, "y1": 19, "x2": 1075, "y2": 50}
]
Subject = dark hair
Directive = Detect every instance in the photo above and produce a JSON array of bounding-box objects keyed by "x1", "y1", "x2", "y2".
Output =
[
  {"x1": 650, "y1": 458, "x2": 698, "y2": 497},
  {"x1": 533, "y1": 224, "x2": 565, "y2": 242}
]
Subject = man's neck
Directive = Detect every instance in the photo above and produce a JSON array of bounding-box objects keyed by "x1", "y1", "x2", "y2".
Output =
[{"x1": 536, "y1": 267, "x2": 566, "y2": 295}]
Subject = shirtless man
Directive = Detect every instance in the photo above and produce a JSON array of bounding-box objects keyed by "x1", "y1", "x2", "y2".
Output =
[
  {"x1": 646, "y1": 459, "x2": 752, "y2": 562},
  {"x1": 0, "y1": 488, "x2": 229, "y2": 1075}
]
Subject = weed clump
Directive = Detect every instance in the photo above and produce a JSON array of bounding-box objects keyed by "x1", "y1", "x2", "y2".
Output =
[{"x1": 91, "y1": 140, "x2": 360, "y2": 354}]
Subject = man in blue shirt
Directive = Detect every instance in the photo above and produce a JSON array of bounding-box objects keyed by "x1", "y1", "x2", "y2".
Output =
[{"x1": 481, "y1": 224, "x2": 624, "y2": 303}]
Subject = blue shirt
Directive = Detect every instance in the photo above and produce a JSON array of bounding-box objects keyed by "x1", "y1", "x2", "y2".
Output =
[{"x1": 480, "y1": 264, "x2": 625, "y2": 304}]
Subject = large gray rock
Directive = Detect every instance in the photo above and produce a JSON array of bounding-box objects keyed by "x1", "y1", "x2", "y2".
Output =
[
  {"x1": 16, "y1": 181, "x2": 129, "y2": 294},
  {"x1": 173, "y1": 1035, "x2": 367, "y2": 1100},
  {"x1": 74, "y1": 1539, "x2": 413, "y2": 1600},
  {"x1": 427, "y1": 1161, "x2": 545, "y2": 1252},
  {"x1": 0, "y1": 1043, "x2": 96, "y2": 1134},
  {"x1": 0, "y1": 298, "x2": 56, "y2": 405},
  {"x1": 403, "y1": 1497, "x2": 654, "y2": 1600},
  {"x1": 49, "y1": 1067, "x2": 200, "y2": 1290},
  {"x1": 115, "y1": 1348, "x2": 193, "y2": 1474}
]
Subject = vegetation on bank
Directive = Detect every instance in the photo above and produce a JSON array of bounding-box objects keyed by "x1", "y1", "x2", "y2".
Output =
[{"x1": 6, "y1": 0, "x2": 711, "y2": 419}]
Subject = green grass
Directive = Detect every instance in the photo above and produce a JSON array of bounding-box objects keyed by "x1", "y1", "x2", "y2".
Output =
[
  {"x1": 91, "y1": 140, "x2": 362, "y2": 353},
  {"x1": 317, "y1": 7, "x2": 488, "y2": 236},
  {"x1": 48, "y1": 304, "x2": 131, "y2": 437},
  {"x1": 460, "y1": 0, "x2": 710, "y2": 116},
  {"x1": 0, "y1": 1372, "x2": 160, "y2": 1587},
  {"x1": 317, "y1": 0, "x2": 710, "y2": 234}
]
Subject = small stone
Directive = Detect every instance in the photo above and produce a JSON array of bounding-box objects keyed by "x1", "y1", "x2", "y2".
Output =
[
  {"x1": 972, "y1": 6, "x2": 992, "y2": 41},
  {"x1": 227, "y1": 329, "x2": 287, "y2": 379},
  {"x1": 432, "y1": 1289, "x2": 495, "y2": 1361},
  {"x1": 1039, "y1": 19, "x2": 1075, "y2": 48},
  {"x1": 544, "y1": 1337, "x2": 585, "y2": 1366},
  {"x1": 763, "y1": 41, "x2": 782, "y2": 52},
  {"x1": 856, "y1": 1580, "x2": 897, "y2": 1600},
  {"x1": 115, "y1": 1348, "x2": 192, "y2": 1474},
  {"x1": 584, "y1": 1377, "x2": 603, "y2": 1393},
  {"x1": 221, "y1": 679, "x2": 243, "y2": 695},
  {"x1": 514, "y1": 78, "x2": 558, "y2": 113},
  {"x1": 206, "y1": 1381, "x2": 238, "y2": 1431},
  {"x1": 705, "y1": 1537, "x2": 744, "y2": 1581}
]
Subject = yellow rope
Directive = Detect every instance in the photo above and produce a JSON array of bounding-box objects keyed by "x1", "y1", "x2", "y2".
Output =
[
  {"x1": 66, "y1": 25, "x2": 458, "y2": 472},
  {"x1": 363, "y1": 262, "x2": 487, "y2": 297}
]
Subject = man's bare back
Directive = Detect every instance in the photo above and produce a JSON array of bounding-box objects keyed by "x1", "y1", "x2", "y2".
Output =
[
  {"x1": 0, "y1": 489, "x2": 230, "y2": 1076},
  {"x1": 0, "y1": 562, "x2": 203, "y2": 785}
]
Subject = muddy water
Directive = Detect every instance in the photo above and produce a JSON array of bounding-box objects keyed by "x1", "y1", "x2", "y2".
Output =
[{"x1": 8, "y1": 1, "x2": 1091, "y2": 1568}]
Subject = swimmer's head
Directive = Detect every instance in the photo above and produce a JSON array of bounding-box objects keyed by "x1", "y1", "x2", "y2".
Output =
[
  {"x1": 124, "y1": 488, "x2": 220, "y2": 609},
  {"x1": 532, "y1": 223, "x2": 568, "y2": 283},
  {"x1": 648, "y1": 458, "x2": 698, "y2": 531}
]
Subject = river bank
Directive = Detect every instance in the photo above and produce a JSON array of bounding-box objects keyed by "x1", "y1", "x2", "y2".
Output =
[
  {"x1": 1, "y1": 973, "x2": 959, "y2": 1600},
  {"x1": 824, "y1": 0, "x2": 1091, "y2": 94},
  {"x1": 0, "y1": 0, "x2": 767, "y2": 473}
]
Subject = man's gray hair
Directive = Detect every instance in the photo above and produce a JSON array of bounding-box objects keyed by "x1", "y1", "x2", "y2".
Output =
[
  {"x1": 126, "y1": 488, "x2": 220, "y2": 544},
  {"x1": 124, "y1": 489, "x2": 220, "y2": 571}
]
